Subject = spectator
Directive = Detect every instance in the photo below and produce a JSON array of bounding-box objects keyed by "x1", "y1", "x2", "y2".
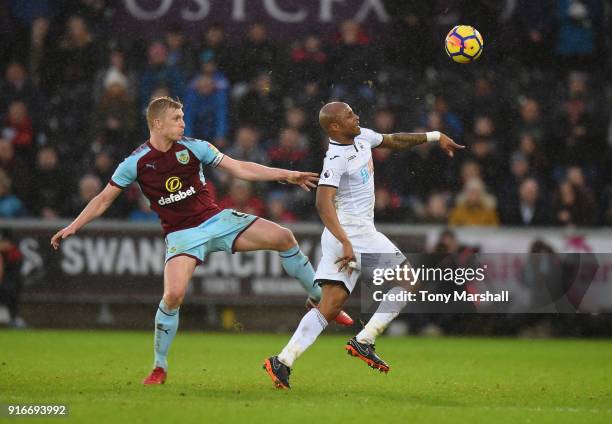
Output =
[
  {"x1": 551, "y1": 180, "x2": 597, "y2": 226},
  {"x1": 92, "y1": 48, "x2": 138, "y2": 103},
  {"x1": 374, "y1": 186, "x2": 405, "y2": 222},
  {"x1": 459, "y1": 159, "x2": 483, "y2": 187},
  {"x1": 515, "y1": 98, "x2": 548, "y2": 149},
  {"x1": 0, "y1": 169, "x2": 27, "y2": 218},
  {"x1": 83, "y1": 150, "x2": 131, "y2": 219},
  {"x1": 184, "y1": 73, "x2": 228, "y2": 145},
  {"x1": 372, "y1": 146, "x2": 403, "y2": 189},
  {"x1": 235, "y1": 23, "x2": 279, "y2": 85},
  {"x1": 554, "y1": 0, "x2": 603, "y2": 70},
  {"x1": 165, "y1": 25, "x2": 197, "y2": 79},
  {"x1": 466, "y1": 115, "x2": 501, "y2": 186},
  {"x1": 197, "y1": 24, "x2": 232, "y2": 76},
  {"x1": 430, "y1": 228, "x2": 460, "y2": 254},
  {"x1": 565, "y1": 165, "x2": 598, "y2": 210},
  {"x1": 502, "y1": 178, "x2": 551, "y2": 226},
  {"x1": 40, "y1": 16, "x2": 101, "y2": 146},
  {"x1": 31, "y1": 146, "x2": 68, "y2": 219},
  {"x1": 65, "y1": 174, "x2": 102, "y2": 217},
  {"x1": 55, "y1": 15, "x2": 103, "y2": 88},
  {"x1": 564, "y1": 71, "x2": 591, "y2": 101},
  {"x1": 284, "y1": 106, "x2": 314, "y2": 143},
  {"x1": 419, "y1": 192, "x2": 451, "y2": 224},
  {"x1": 384, "y1": 1, "x2": 434, "y2": 68},
  {"x1": 498, "y1": 152, "x2": 532, "y2": 212},
  {"x1": 217, "y1": 179, "x2": 265, "y2": 217},
  {"x1": 553, "y1": 93, "x2": 600, "y2": 169},
  {"x1": 291, "y1": 92, "x2": 328, "y2": 158},
  {"x1": 412, "y1": 110, "x2": 456, "y2": 193},
  {"x1": 1, "y1": 62, "x2": 39, "y2": 116},
  {"x1": 294, "y1": 80, "x2": 326, "y2": 121},
  {"x1": 197, "y1": 53, "x2": 229, "y2": 101},
  {"x1": 266, "y1": 192, "x2": 297, "y2": 223},
  {"x1": 237, "y1": 73, "x2": 282, "y2": 137},
  {"x1": 370, "y1": 108, "x2": 404, "y2": 189},
  {"x1": 472, "y1": 115, "x2": 497, "y2": 140},
  {"x1": 369, "y1": 108, "x2": 412, "y2": 194},
  {"x1": 0, "y1": 138, "x2": 33, "y2": 201},
  {"x1": 268, "y1": 128, "x2": 311, "y2": 172},
  {"x1": 449, "y1": 178, "x2": 499, "y2": 226},
  {"x1": 289, "y1": 34, "x2": 328, "y2": 86},
  {"x1": 511, "y1": 0, "x2": 555, "y2": 67},
  {"x1": 139, "y1": 41, "x2": 185, "y2": 108},
  {"x1": 0, "y1": 229, "x2": 26, "y2": 328},
  {"x1": 90, "y1": 149, "x2": 116, "y2": 183},
  {"x1": 467, "y1": 74, "x2": 505, "y2": 124},
  {"x1": 3, "y1": 100, "x2": 34, "y2": 155},
  {"x1": 328, "y1": 20, "x2": 376, "y2": 105},
  {"x1": 28, "y1": 16, "x2": 50, "y2": 88},
  {"x1": 424, "y1": 226, "x2": 480, "y2": 319},
  {"x1": 91, "y1": 70, "x2": 139, "y2": 152},
  {"x1": 425, "y1": 95, "x2": 464, "y2": 141},
  {"x1": 226, "y1": 126, "x2": 268, "y2": 165},
  {"x1": 517, "y1": 132, "x2": 548, "y2": 176},
  {"x1": 565, "y1": 165, "x2": 592, "y2": 191}
]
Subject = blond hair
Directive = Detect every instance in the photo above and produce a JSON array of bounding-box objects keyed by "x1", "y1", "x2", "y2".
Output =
[{"x1": 146, "y1": 96, "x2": 183, "y2": 130}]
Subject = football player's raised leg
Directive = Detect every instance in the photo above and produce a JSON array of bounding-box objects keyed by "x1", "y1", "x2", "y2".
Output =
[
  {"x1": 152, "y1": 255, "x2": 197, "y2": 373},
  {"x1": 356, "y1": 259, "x2": 413, "y2": 345},
  {"x1": 232, "y1": 217, "x2": 298, "y2": 251},
  {"x1": 276, "y1": 283, "x2": 348, "y2": 367},
  {"x1": 347, "y1": 259, "x2": 412, "y2": 374},
  {"x1": 233, "y1": 218, "x2": 322, "y2": 301},
  {"x1": 316, "y1": 283, "x2": 350, "y2": 323}
]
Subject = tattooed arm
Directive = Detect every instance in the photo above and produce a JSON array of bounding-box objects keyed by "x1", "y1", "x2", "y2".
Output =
[{"x1": 378, "y1": 132, "x2": 465, "y2": 157}]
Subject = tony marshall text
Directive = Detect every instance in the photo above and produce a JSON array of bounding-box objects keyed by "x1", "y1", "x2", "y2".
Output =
[{"x1": 373, "y1": 290, "x2": 509, "y2": 303}]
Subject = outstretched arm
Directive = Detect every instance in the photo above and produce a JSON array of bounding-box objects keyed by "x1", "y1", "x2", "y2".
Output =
[
  {"x1": 50, "y1": 183, "x2": 122, "y2": 250},
  {"x1": 217, "y1": 155, "x2": 318, "y2": 191},
  {"x1": 379, "y1": 132, "x2": 465, "y2": 157}
]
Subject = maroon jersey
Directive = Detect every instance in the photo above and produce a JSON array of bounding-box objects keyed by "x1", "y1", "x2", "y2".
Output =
[{"x1": 110, "y1": 138, "x2": 223, "y2": 235}]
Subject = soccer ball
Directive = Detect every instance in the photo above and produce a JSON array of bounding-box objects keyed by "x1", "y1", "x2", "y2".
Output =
[{"x1": 445, "y1": 25, "x2": 483, "y2": 64}]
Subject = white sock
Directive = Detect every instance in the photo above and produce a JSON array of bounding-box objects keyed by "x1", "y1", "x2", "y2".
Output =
[
  {"x1": 278, "y1": 309, "x2": 328, "y2": 367},
  {"x1": 357, "y1": 286, "x2": 408, "y2": 345}
]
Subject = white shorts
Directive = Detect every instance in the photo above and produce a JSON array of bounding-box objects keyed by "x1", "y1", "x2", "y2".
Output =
[{"x1": 314, "y1": 227, "x2": 406, "y2": 293}]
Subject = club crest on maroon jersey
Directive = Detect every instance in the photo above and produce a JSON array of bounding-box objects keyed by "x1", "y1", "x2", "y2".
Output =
[{"x1": 176, "y1": 149, "x2": 190, "y2": 164}]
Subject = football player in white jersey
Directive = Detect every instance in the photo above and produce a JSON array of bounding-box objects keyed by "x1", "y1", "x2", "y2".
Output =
[{"x1": 263, "y1": 102, "x2": 463, "y2": 388}]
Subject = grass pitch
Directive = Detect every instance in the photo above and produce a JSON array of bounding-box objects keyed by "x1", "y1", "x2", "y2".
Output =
[{"x1": 1, "y1": 330, "x2": 611, "y2": 423}]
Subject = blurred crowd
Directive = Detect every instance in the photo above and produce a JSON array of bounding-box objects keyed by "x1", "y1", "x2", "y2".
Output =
[{"x1": 1, "y1": 0, "x2": 612, "y2": 227}]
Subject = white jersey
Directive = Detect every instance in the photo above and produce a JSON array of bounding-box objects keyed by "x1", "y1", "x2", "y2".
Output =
[
  {"x1": 315, "y1": 128, "x2": 406, "y2": 292},
  {"x1": 318, "y1": 127, "x2": 383, "y2": 231}
]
